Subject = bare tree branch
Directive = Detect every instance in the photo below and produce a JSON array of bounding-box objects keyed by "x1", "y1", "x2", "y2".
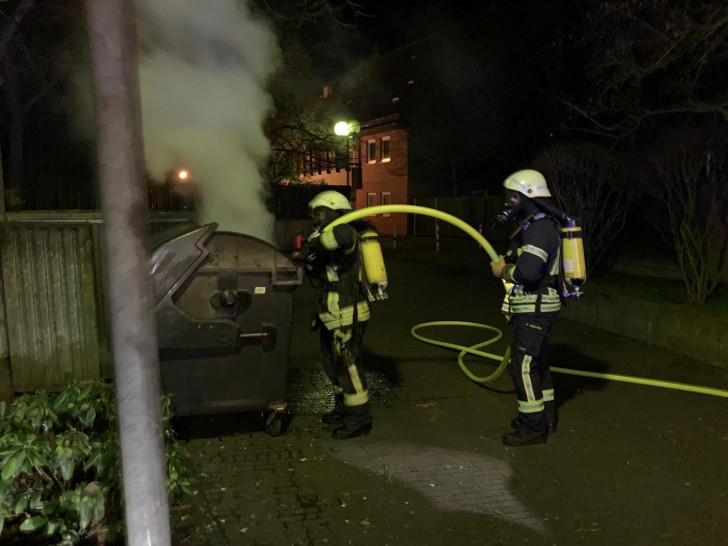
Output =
[
  {"x1": 0, "y1": 0, "x2": 35, "y2": 67},
  {"x1": 533, "y1": 142, "x2": 631, "y2": 275},
  {"x1": 648, "y1": 130, "x2": 728, "y2": 303},
  {"x1": 547, "y1": 0, "x2": 728, "y2": 140}
]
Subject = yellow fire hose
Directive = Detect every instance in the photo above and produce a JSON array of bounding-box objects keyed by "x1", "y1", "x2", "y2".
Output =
[{"x1": 326, "y1": 204, "x2": 728, "y2": 399}]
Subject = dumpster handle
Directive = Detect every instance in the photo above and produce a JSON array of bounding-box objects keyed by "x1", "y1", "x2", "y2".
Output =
[
  {"x1": 240, "y1": 323, "x2": 277, "y2": 351},
  {"x1": 271, "y1": 267, "x2": 303, "y2": 286},
  {"x1": 239, "y1": 332, "x2": 269, "y2": 340}
]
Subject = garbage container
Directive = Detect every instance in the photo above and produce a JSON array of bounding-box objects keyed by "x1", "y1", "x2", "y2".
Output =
[{"x1": 150, "y1": 223, "x2": 302, "y2": 435}]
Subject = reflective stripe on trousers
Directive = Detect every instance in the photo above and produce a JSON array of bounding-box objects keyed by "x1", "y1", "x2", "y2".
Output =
[
  {"x1": 320, "y1": 324, "x2": 370, "y2": 408},
  {"x1": 509, "y1": 314, "x2": 555, "y2": 432}
]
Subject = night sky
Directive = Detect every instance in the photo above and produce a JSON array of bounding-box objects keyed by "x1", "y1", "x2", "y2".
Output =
[{"x1": 1, "y1": 0, "x2": 726, "y2": 205}]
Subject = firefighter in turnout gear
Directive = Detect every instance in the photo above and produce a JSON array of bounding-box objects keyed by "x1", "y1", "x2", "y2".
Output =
[
  {"x1": 295, "y1": 190, "x2": 374, "y2": 440},
  {"x1": 491, "y1": 169, "x2": 562, "y2": 447}
]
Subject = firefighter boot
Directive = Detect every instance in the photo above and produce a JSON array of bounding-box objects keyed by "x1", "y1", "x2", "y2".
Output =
[
  {"x1": 545, "y1": 401, "x2": 558, "y2": 434},
  {"x1": 502, "y1": 428, "x2": 547, "y2": 447},
  {"x1": 512, "y1": 406, "x2": 557, "y2": 434},
  {"x1": 332, "y1": 404, "x2": 372, "y2": 440},
  {"x1": 503, "y1": 413, "x2": 547, "y2": 446},
  {"x1": 321, "y1": 393, "x2": 345, "y2": 425},
  {"x1": 332, "y1": 421, "x2": 372, "y2": 440}
]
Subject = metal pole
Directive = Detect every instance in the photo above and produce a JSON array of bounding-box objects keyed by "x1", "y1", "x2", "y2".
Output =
[
  {"x1": 413, "y1": 197, "x2": 417, "y2": 237},
  {"x1": 85, "y1": 1, "x2": 171, "y2": 545},
  {"x1": 345, "y1": 136, "x2": 350, "y2": 188},
  {"x1": 435, "y1": 197, "x2": 440, "y2": 252}
]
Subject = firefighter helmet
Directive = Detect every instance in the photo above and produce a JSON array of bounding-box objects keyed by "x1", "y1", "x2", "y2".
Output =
[
  {"x1": 308, "y1": 190, "x2": 353, "y2": 211},
  {"x1": 503, "y1": 169, "x2": 551, "y2": 198}
]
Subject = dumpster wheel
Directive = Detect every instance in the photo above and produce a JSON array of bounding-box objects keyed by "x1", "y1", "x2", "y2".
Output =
[{"x1": 264, "y1": 409, "x2": 285, "y2": 437}]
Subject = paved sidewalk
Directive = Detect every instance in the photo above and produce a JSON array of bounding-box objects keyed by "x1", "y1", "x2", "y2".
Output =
[{"x1": 171, "y1": 242, "x2": 728, "y2": 546}]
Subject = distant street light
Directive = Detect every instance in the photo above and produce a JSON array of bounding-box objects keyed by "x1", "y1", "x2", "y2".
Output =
[
  {"x1": 177, "y1": 169, "x2": 189, "y2": 181},
  {"x1": 334, "y1": 121, "x2": 350, "y2": 136}
]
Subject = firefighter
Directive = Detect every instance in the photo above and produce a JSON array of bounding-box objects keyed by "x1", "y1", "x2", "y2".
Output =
[
  {"x1": 295, "y1": 190, "x2": 373, "y2": 440},
  {"x1": 490, "y1": 169, "x2": 563, "y2": 447}
]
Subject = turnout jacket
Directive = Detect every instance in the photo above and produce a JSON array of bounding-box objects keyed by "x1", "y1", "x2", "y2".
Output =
[
  {"x1": 307, "y1": 221, "x2": 372, "y2": 330},
  {"x1": 501, "y1": 213, "x2": 561, "y2": 315}
]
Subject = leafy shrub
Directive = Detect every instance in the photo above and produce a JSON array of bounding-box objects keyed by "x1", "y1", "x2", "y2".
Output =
[{"x1": 0, "y1": 375, "x2": 191, "y2": 545}]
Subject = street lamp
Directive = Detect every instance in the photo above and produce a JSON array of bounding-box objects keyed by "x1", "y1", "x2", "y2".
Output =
[
  {"x1": 333, "y1": 120, "x2": 360, "y2": 187},
  {"x1": 334, "y1": 121, "x2": 350, "y2": 137}
]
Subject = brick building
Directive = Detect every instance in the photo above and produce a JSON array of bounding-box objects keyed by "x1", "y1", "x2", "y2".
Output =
[
  {"x1": 354, "y1": 115, "x2": 408, "y2": 235},
  {"x1": 299, "y1": 114, "x2": 409, "y2": 235}
]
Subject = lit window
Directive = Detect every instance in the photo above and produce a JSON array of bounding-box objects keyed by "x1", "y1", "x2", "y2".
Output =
[
  {"x1": 380, "y1": 137, "x2": 391, "y2": 162},
  {"x1": 367, "y1": 140, "x2": 376, "y2": 164},
  {"x1": 380, "y1": 192, "x2": 391, "y2": 217},
  {"x1": 367, "y1": 193, "x2": 377, "y2": 208}
]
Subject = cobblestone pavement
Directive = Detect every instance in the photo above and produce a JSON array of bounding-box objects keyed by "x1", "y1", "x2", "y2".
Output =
[{"x1": 170, "y1": 241, "x2": 728, "y2": 546}]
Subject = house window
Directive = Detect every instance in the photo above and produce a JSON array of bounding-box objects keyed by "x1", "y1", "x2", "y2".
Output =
[
  {"x1": 380, "y1": 192, "x2": 391, "y2": 217},
  {"x1": 380, "y1": 137, "x2": 391, "y2": 162},
  {"x1": 367, "y1": 193, "x2": 377, "y2": 208},
  {"x1": 367, "y1": 140, "x2": 376, "y2": 164}
]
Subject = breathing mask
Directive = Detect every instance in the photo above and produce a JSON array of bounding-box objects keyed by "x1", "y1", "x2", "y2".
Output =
[
  {"x1": 310, "y1": 206, "x2": 340, "y2": 230},
  {"x1": 496, "y1": 191, "x2": 523, "y2": 224}
]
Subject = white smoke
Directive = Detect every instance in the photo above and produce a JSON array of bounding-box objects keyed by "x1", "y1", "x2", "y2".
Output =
[{"x1": 135, "y1": 0, "x2": 278, "y2": 241}]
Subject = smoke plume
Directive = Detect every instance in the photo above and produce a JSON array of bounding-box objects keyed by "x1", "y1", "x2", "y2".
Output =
[{"x1": 135, "y1": 0, "x2": 278, "y2": 241}]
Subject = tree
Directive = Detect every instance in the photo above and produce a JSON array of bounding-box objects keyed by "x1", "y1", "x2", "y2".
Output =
[
  {"x1": 0, "y1": 0, "x2": 89, "y2": 210},
  {"x1": 534, "y1": 142, "x2": 631, "y2": 276},
  {"x1": 0, "y1": 0, "x2": 35, "y2": 67},
  {"x1": 645, "y1": 125, "x2": 728, "y2": 304},
  {"x1": 257, "y1": 0, "x2": 373, "y2": 183},
  {"x1": 554, "y1": 0, "x2": 728, "y2": 141},
  {"x1": 257, "y1": 0, "x2": 369, "y2": 27}
]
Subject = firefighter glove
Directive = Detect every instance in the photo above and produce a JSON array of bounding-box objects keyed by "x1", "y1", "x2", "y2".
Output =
[{"x1": 490, "y1": 256, "x2": 508, "y2": 279}]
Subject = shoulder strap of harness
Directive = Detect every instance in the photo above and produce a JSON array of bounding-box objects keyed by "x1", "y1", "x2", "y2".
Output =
[{"x1": 534, "y1": 215, "x2": 563, "y2": 311}]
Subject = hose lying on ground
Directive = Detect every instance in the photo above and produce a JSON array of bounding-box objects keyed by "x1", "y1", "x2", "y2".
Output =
[{"x1": 326, "y1": 205, "x2": 728, "y2": 399}]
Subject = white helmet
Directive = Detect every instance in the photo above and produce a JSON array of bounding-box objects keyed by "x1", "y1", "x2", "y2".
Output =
[
  {"x1": 308, "y1": 190, "x2": 352, "y2": 211},
  {"x1": 503, "y1": 169, "x2": 551, "y2": 198}
]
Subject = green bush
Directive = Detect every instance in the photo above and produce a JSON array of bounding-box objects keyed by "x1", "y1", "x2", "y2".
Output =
[{"x1": 0, "y1": 375, "x2": 191, "y2": 545}]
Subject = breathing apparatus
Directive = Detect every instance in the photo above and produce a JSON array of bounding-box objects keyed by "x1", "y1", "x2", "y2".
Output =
[
  {"x1": 496, "y1": 169, "x2": 587, "y2": 297},
  {"x1": 358, "y1": 228, "x2": 388, "y2": 302},
  {"x1": 294, "y1": 190, "x2": 389, "y2": 303},
  {"x1": 495, "y1": 190, "x2": 528, "y2": 224}
]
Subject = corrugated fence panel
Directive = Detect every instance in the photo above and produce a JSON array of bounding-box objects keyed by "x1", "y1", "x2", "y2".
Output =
[
  {"x1": 0, "y1": 211, "x2": 252, "y2": 391},
  {"x1": 2, "y1": 225, "x2": 100, "y2": 391}
]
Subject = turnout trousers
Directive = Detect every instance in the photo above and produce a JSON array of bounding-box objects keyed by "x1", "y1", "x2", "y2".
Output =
[
  {"x1": 510, "y1": 313, "x2": 556, "y2": 433},
  {"x1": 319, "y1": 323, "x2": 372, "y2": 427}
]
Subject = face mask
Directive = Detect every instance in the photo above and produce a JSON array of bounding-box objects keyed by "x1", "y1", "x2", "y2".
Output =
[
  {"x1": 310, "y1": 207, "x2": 338, "y2": 229},
  {"x1": 496, "y1": 191, "x2": 522, "y2": 224}
]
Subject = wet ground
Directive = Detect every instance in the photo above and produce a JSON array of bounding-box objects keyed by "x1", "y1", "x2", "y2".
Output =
[{"x1": 171, "y1": 237, "x2": 728, "y2": 545}]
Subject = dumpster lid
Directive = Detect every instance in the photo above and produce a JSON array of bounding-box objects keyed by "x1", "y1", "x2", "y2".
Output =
[{"x1": 150, "y1": 224, "x2": 301, "y2": 306}]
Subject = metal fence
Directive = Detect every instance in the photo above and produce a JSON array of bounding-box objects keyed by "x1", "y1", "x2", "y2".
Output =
[
  {"x1": 17, "y1": 179, "x2": 351, "y2": 222},
  {"x1": 413, "y1": 196, "x2": 503, "y2": 237},
  {"x1": 268, "y1": 183, "x2": 351, "y2": 220}
]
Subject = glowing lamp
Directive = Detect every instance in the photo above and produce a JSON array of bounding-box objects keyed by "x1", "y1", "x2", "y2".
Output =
[{"x1": 334, "y1": 121, "x2": 350, "y2": 136}]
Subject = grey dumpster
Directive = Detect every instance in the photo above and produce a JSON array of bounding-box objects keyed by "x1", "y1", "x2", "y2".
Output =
[{"x1": 150, "y1": 223, "x2": 302, "y2": 435}]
